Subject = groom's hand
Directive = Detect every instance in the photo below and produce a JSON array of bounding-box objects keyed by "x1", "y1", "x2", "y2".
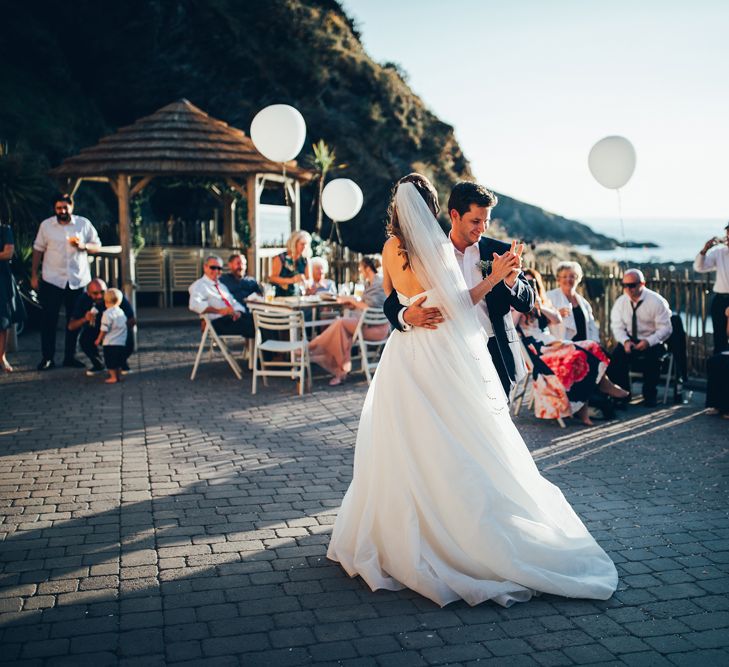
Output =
[
  {"x1": 403, "y1": 296, "x2": 444, "y2": 330},
  {"x1": 491, "y1": 243, "x2": 522, "y2": 286}
]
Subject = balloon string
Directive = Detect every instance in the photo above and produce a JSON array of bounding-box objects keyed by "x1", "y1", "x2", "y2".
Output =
[
  {"x1": 282, "y1": 163, "x2": 289, "y2": 206},
  {"x1": 616, "y1": 187, "x2": 626, "y2": 264}
]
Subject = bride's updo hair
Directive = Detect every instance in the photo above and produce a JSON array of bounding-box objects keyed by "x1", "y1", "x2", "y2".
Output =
[{"x1": 386, "y1": 173, "x2": 440, "y2": 270}]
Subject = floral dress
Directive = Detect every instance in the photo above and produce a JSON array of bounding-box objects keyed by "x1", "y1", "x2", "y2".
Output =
[
  {"x1": 275, "y1": 251, "x2": 307, "y2": 297},
  {"x1": 518, "y1": 314, "x2": 610, "y2": 420}
]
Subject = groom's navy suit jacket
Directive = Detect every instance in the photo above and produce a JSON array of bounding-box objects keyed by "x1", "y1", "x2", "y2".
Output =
[{"x1": 383, "y1": 236, "x2": 535, "y2": 395}]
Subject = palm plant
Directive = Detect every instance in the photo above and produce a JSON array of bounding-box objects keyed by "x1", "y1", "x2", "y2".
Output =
[{"x1": 308, "y1": 139, "x2": 347, "y2": 234}]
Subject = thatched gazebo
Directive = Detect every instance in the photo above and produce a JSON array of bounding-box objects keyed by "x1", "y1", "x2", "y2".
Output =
[{"x1": 50, "y1": 99, "x2": 314, "y2": 303}]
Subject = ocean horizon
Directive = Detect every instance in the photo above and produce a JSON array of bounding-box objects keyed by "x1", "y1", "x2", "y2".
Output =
[{"x1": 577, "y1": 217, "x2": 726, "y2": 264}]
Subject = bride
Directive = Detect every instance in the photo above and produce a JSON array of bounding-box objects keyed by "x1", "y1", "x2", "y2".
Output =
[{"x1": 326, "y1": 174, "x2": 618, "y2": 607}]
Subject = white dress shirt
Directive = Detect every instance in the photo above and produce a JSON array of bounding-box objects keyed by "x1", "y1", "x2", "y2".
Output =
[
  {"x1": 545, "y1": 289, "x2": 600, "y2": 342},
  {"x1": 188, "y1": 275, "x2": 246, "y2": 320},
  {"x1": 451, "y1": 237, "x2": 495, "y2": 337},
  {"x1": 33, "y1": 215, "x2": 101, "y2": 290},
  {"x1": 694, "y1": 245, "x2": 729, "y2": 294},
  {"x1": 610, "y1": 288, "x2": 672, "y2": 347}
]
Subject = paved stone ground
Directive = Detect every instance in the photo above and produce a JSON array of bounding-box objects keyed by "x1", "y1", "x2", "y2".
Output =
[{"x1": 1, "y1": 325, "x2": 728, "y2": 667}]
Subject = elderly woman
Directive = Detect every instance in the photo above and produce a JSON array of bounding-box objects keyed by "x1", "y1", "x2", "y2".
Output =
[
  {"x1": 309, "y1": 256, "x2": 389, "y2": 386},
  {"x1": 270, "y1": 230, "x2": 311, "y2": 297},
  {"x1": 515, "y1": 268, "x2": 627, "y2": 425},
  {"x1": 546, "y1": 261, "x2": 599, "y2": 342},
  {"x1": 305, "y1": 257, "x2": 337, "y2": 296}
]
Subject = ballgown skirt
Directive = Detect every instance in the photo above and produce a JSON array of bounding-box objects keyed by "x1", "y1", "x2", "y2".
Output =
[{"x1": 327, "y1": 291, "x2": 618, "y2": 607}]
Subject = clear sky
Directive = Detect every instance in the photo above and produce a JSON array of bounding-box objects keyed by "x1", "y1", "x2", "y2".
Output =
[{"x1": 340, "y1": 0, "x2": 729, "y2": 221}]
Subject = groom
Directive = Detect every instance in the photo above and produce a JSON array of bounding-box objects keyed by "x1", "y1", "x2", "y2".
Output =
[{"x1": 383, "y1": 181, "x2": 535, "y2": 395}]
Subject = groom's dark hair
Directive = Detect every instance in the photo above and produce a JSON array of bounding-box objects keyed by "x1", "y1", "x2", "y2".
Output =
[{"x1": 447, "y1": 181, "x2": 497, "y2": 216}]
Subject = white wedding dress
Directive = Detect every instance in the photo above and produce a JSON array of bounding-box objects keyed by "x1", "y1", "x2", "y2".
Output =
[{"x1": 326, "y1": 184, "x2": 618, "y2": 608}]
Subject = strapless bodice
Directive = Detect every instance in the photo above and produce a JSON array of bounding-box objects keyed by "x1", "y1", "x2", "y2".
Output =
[{"x1": 396, "y1": 289, "x2": 438, "y2": 307}]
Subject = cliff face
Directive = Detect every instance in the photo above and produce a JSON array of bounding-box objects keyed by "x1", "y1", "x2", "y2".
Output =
[{"x1": 0, "y1": 0, "x2": 615, "y2": 251}]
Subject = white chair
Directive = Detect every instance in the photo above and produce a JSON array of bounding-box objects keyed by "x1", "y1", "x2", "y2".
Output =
[
  {"x1": 190, "y1": 314, "x2": 249, "y2": 381},
  {"x1": 252, "y1": 309, "x2": 311, "y2": 396},
  {"x1": 511, "y1": 339, "x2": 566, "y2": 428},
  {"x1": 351, "y1": 307, "x2": 391, "y2": 384}
]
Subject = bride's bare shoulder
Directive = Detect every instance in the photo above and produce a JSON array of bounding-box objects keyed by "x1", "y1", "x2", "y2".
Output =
[{"x1": 382, "y1": 236, "x2": 402, "y2": 256}]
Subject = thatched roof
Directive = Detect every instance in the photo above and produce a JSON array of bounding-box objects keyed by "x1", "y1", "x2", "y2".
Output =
[{"x1": 50, "y1": 99, "x2": 314, "y2": 181}]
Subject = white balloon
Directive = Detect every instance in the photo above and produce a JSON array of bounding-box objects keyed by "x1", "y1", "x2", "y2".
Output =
[
  {"x1": 250, "y1": 104, "x2": 306, "y2": 163},
  {"x1": 588, "y1": 136, "x2": 636, "y2": 189},
  {"x1": 322, "y1": 179, "x2": 363, "y2": 222}
]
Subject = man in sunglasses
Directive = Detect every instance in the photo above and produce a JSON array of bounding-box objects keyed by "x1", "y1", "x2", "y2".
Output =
[
  {"x1": 188, "y1": 255, "x2": 253, "y2": 338},
  {"x1": 608, "y1": 269, "x2": 672, "y2": 407}
]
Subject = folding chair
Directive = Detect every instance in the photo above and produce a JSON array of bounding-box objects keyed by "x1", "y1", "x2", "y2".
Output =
[
  {"x1": 628, "y1": 350, "x2": 675, "y2": 405},
  {"x1": 351, "y1": 307, "x2": 391, "y2": 384},
  {"x1": 252, "y1": 309, "x2": 311, "y2": 396},
  {"x1": 190, "y1": 314, "x2": 247, "y2": 380},
  {"x1": 512, "y1": 339, "x2": 566, "y2": 428},
  {"x1": 510, "y1": 340, "x2": 534, "y2": 417}
]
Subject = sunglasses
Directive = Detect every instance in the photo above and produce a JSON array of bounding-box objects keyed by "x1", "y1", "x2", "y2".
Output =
[
  {"x1": 208, "y1": 265, "x2": 223, "y2": 271},
  {"x1": 622, "y1": 282, "x2": 640, "y2": 288}
]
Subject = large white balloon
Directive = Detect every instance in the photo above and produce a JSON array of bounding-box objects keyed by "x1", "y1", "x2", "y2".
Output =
[
  {"x1": 250, "y1": 104, "x2": 306, "y2": 163},
  {"x1": 588, "y1": 136, "x2": 636, "y2": 189},
  {"x1": 322, "y1": 179, "x2": 363, "y2": 222}
]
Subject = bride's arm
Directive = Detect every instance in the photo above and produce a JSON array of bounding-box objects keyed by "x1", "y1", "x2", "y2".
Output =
[{"x1": 382, "y1": 257, "x2": 393, "y2": 296}]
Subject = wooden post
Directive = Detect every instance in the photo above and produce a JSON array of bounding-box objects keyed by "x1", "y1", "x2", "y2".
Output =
[
  {"x1": 246, "y1": 174, "x2": 258, "y2": 280},
  {"x1": 222, "y1": 192, "x2": 236, "y2": 248},
  {"x1": 116, "y1": 173, "x2": 136, "y2": 310}
]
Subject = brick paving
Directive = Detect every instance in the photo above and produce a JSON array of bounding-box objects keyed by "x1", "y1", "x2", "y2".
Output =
[{"x1": 1, "y1": 324, "x2": 728, "y2": 666}]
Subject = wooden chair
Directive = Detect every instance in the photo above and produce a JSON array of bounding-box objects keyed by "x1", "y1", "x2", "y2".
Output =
[
  {"x1": 190, "y1": 314, "x2": 248, "y2": 381},
  {"x1": 135, "y1": 247, "x2": 167, "y2": 307},
  {"x1": 252, "y1": 309, "x2": 311, "y2": 396},
  {"x1": 351, "y1": 307, "x2": 391, "y2": 384}
]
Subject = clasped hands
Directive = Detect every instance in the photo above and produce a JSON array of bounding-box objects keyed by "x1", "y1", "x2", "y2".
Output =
[
  {"x1": 624, "y1": 340, "x2": 649, "y2": 353},
  {"x1": 403, "y1": 241, "x2": 524, "y2": 330}
]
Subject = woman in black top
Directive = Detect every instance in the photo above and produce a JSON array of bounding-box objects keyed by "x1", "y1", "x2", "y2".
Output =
[{"x1": 0, "y1": 224, "x2": 25, "y2": 372}]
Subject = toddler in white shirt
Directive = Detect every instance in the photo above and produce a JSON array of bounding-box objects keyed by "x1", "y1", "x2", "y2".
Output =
[{"x1": 95, "y1": 288, "x2": 128, "y2": 384}]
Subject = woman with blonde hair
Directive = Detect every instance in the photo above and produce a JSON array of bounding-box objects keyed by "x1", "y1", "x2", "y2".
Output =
[
  {"x1": 515, "y1": 267, "x2": 628, "y2": 425},
  {"x1": 269, "y1": 230, "x2": 311, "y2": 297}
]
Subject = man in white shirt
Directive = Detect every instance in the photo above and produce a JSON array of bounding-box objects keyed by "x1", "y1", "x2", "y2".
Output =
[
  {"x1": 694, "y1": 222, "x2": 729, "y2": 353},
  {"x1": 188, "y1": 255, "x2": 254, "y2": 338},
  {"x1": 607, "y1": 269, "x2": 673, "y2": 407},
  {"x1": 31, "y1": 194, "x2": 101, "y2": 371}
]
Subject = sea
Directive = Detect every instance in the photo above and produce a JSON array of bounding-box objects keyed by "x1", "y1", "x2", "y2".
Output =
[{"x1": 576, "y1": 217, "x2": 726, "y2": 264}]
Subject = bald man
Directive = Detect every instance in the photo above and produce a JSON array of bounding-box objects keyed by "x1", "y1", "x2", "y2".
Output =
[
  {"x1": 608, "y1": 269, "x2": 672, "y2": 406},
  {"x1": 68, "y1": 279, "x2": 136, "y2": 375}
]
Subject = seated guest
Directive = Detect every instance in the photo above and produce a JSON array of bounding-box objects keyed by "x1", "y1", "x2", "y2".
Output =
[
  {"x1": 269, "y1": 231, "x2": 311, "y2": 297},
  {"x1": 305, "y1": 257, "x2": 337, "y2": 296},
  {"x1": 189, "y1": 255, "x2": 253, "y2": 338},
  {"x1": 545, "y1": 261, "x2": 600, "y2": 342},
  {"x1": 514, "y1": 269, "x2": 627, "y2": 425},
  {"x1": 220, "y1": 253, "x2": 262, "y2": 304},
  {"x1": 309, "y1": 256, "x2": 389, "y2": 386},
  {"x1": 68, "y1": 279, "x2": 135, "y2": 375},
  {"x1": 608, "y1": 268, "x2": 673, "y2": 407}
]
